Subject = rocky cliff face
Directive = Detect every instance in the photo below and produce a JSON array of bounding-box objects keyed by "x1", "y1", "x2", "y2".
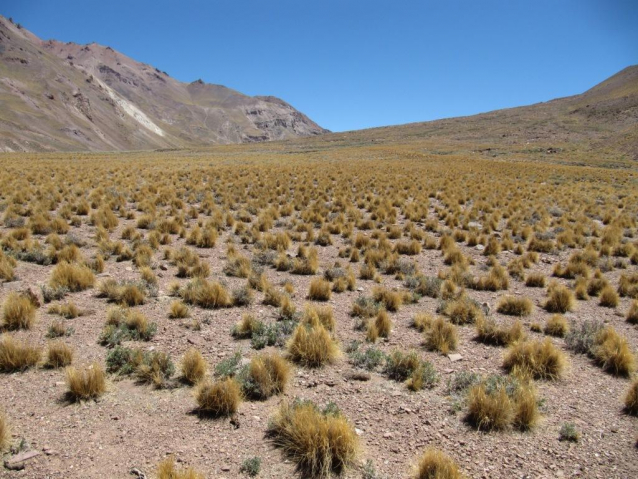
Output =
[{"x1": 0, "y1": 16, "x2": 328, "y2": 152}]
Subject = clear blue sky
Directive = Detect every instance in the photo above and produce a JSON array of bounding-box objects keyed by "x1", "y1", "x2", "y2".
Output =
[{"x1": 2, "y1": 0, "x2": 637, "y2": 132}]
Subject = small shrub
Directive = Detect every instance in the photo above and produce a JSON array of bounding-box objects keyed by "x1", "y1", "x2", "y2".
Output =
[
  {"x1": 267, "y1": 400, "x2": 359, "y2": 477},
  {"x1": 496, "y1": 296, "x2": 532, "y2": 317},
  {"x1": 425, "y1": 318, "x2": 458, "y2": 354},
  {"x1": 181, "y1": 348, "x2": 208, "y2": 385},
  {"x1": 65, "y1": 362, "x2": 106, "y2": 401},
  {"x1": 45, "y1": 341, "x2": 73, "y2": 368},
  {"x1": 308, "y1": 278, "x2": 331, "y2": 301},
  {"x1": 503, "y1": 339, "x2": 566, "y2": 380},
  {"x1": 135, "y1": 351, "x2": 175, "y2": 388},
  {"x1": 544, "y1": 315, "x2": 569, "y2": 337},
  {"x1": 156, "y1": 456, "x2": 204, "y2": 479},
  {"x1": 194, "y1": 377, "x2": 242, "y2": 417},
  {"x1": 350, "y1": 296, "x2": 381, "y2": 318},
  {"x1": 287, "y1": 323, "x2": 339, "y2": 367},
  {"x1": 215, "y1": 351, "x2": 243, "y2": 378},
  {"x1": 49, "y1": 262, "x2": 95, "y2": 291},
  {"x1": 0, "y1": 334, "x2": 41, "y2": 372},
  {"x1": 2, "y1": 292, "x2": 36, "y2": 330},
  {"x1": 565, "y1": 320, "x2": 603, "y2": 354},
  {"x1": 240, "y1": 457, "x2": 262, "y2": 477},
  {"x1": 559, "y1": 422, "x2": 580, "y2": 442},
  {"x1": 348, "y1": 343, "x2": 386, "y2": 371},
  {"x1": 412, "y1": 448, "x2": 464, "y2": 479}
]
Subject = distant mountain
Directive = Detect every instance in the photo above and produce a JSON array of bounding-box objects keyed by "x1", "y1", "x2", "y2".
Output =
[{"x1": 0, "y1": 16, "x2": 328, "y2": 152}]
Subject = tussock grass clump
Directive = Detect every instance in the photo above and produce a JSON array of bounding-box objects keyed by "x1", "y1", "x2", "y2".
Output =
[
  {"x1": 384, "y1": 349, "x2": 438, "y2": 390},
  {"x1": 181, "y1": 348, "x2": 208, "y2": 385},
  {"x1": 473, "y1": 265, "x2": 509, "y2": 291},
  {"x1": 425, "y1": 317, "x2": 458, "y2": 354},
  {"x1": 627, "y1": 300, "x2": 638, "y2": 324},
  {"x1": 0, "y1": 251, "x2": 16, "y2": 282},
  {"x1": 544, "y1": 283, "x2": 574, "y2": 313},
  {"x1": 302, "y1": 305, "x2": 335, "y2": 332},
  {"x1": 181, "y1": 278, "x2": 232, "y2": 308},
  {"x1": 136, "y1": 351, "x2": 175, "y2": 388},
  {"x1": 525, "y1": 273, "x2": 546, "y2": 288},
  {"x1": 48, "y1": 301, "x2": 80, "y2": 319},
  {"x1": 475, "y1": 317, "x2": 525, "y2": 346},
  {"x1": 372, "y1": 287, "x2": 403, "y2": 312},
  {"x1": 591, "y1": 326, "x2": 635, "y2": 376},
  {"x1": 413, "y1": 312, "x2": 434, "y2": 332},
  {"x1": 267, "y1": 400, "x2": 359, "y2": 477},
  {"x1": 544, "y1": 315, "x2": 569, "y2": 337},
  {"x1": 156, "y1": 456, "x2": 204, "y2": 479},
  {"x1": 412, "y1": 448, "x2": 464, "y2": 479},
  {"x1": 194, "y1": 377, "x2": 242, "y2": 416},
  {"x1": 169, "y1": 300, "x2": 189, "y2": 319},
  {"x1": 440, "y1": 296, "x2": 483, "y2": 325},
  {"x1": 45, "y1": 341, "x2": 73, "y2": 368},
  {"x1": 2, "y1": 292, "x2": 36, "y2": 330},
  {"x1": 65, "y1": 362, "x2": 106, "y2": 401},
  {"x1": 308, "y1": 278, "x2": 331, "y2": 301},
  {"x1": 49, "y1": 262, "x2": 95, "y2": 291},
  {"x1": 98, "y1": 279, "x2": 147, "y2": 306},
  {"x1": 232, "y1": 314, "x2": 262, "y2": 339},
  {"x1": 0, "y1": 410, "x2": 9, "y2": 451},
  {"x1": 374, "y1": 309, "x2": 392, "y2": 338},
  {"x1": 503, "y1": 339, "x2": 566, "y2": 380},
  {"x1": 624, "y1": 378, "x2": 638, "y2": 416},
  {"x1": 242, "y1": 352, "x2": 292, "y2": 399},
  {"x1": 599, "y1": 285, "x2": 619, "y2": 308},
  {"x1": 496, "y1": 296, "x2": 532, "y2": 317},
  {"x1": 0, "y1": 334, "x2": 41, "y2": 372},
  {"x1": 287, "y1": 323, "x2": 339, "y2": 367}
]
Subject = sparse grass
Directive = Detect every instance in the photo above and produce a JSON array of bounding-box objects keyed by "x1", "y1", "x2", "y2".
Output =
[
  {"x1": 267, "y1": 400, "x2": 359, "y2": 477},
  {"x1": 374, "y1": 309, "x2": 392, "y2": 338},
  {"x1": 2, "y1": 292, "x2": 36, "y2": 330},
  {"x1": 194, "y1": 377, "x2": 242, "y2": 417},
  {"x1": 503, "y1": 339, "x2": 566, "y2": 380},
  {"x1": 181, "y1": 348, "x2": 208, "y2": 385},
  {"x1": 412, "y1": 448, "x2": 464, "y2": 479},
  {"x1": 496, "y1": 296, "x2": 532, "y2": 317},
  {"x1": 413, "y1": 312, "x2": 434, "y2": 332},
  {"x1": 0, "y1": 334, "x2": 41, "y2": 372},
  {"x1": 65, "y1": 362, "x2": 106, "y2": 401},
  {"x1": 372, "y1": 287, "x2": 403, "y2": 312},
  {"x1": 156, "y1": 456, "x2": 205, "y2": 479}
]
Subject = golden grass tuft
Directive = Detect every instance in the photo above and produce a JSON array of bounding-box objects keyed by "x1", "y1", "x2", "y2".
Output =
[
  {"x1": 49, "y1": 261, "x2": 95, "y2": 291},
  {"x1": 624, "y1": 378, "x2": 638, "y2": 416},
  {"x1": 413, "y1": 312, "x2": 434, "y2": 332},
  {"x1": 287, "y1": 323, "x2": 339, "y2": 367},
  {"x1": 156, "y1": 456, "x2": 205, "y2": 479},
  {"x1": 544, "y1": 283, "x2": 575, "y2": 313},
  {"x1": 244, "y1": 352, "x2": 292, "y2": 399},
  {"x1": 169, "y1": 300, "x2": 189, "y2": 319},
  {"x1": 181, "y1": 278, "x2": 232, "y2": 308},
  {"x1": 308, "y1": 278, "x2": 332, "y2": 301},
  {"x1": 525, "y1": 273, "x2": 546, "y2": 288},
  {"x1": 442, "y1": 297, "x2": 483, "y2": 325},
  {"x1": 232, "y1": 313, "x2": 261, "y2": 339},
  {"x1": 592, "y1": 326, "x2": 636, "y2": 376},
  {"x1": 194, "y1": 377, "x2": 242, "y2": 416},
  {"x1": 496, "y1": 296, "x2": 533, "y2": 317},
  {"x1": 544, "y1": 314, "x2": 569, "y2": 337},
  {"x1": 181, "y1": 348, "x2": 208, "y2": 385},
  {"x1": 302, "y1": 304, "x2": 335, "y2": 332},
  {"x1": 2, "y1": 292, "x2": 36, "y2": 330},
  {"x1": 599, "y1": 285, "x2": 619, "y2": 308},
  {"x1": 503, "y1": 339, "x2": 566, "y2": 380},
  {"x1": 466, "y1": 383, "x2": 513, "y2": 431},
  {"x1": 372, "y1": 287, "x2": 403, "y2": 312},
  {"x1": 0, "y1": 409, "x2": 9, "y2": 451},
  {"x1": 374, "y1": 309, "x2": 392, "y2": 338},
  {"x1": 268, "y1": 401, "x2": 359, "y2": 477},
  {"x1": 65, "y1": 362, "x2": 106, "y2": 401},
  {"x1": 475, "y1": 317, "x2": 525, "y2": 346},
  {"x1": 45, "y1": 341, "x2": 73, "y2": 368},
  {"x1": 412, "y1": 448, "x2": 464, "y2": 479},
  {"x1": 627, "y1": 300, "x2": 638, "y2": 325},
  {"x1": 425, "y1": 317, "x2": 458, "y2": 354},
  {"x1": 0, "y1": 334, "x2": 41, "y2": 372}
]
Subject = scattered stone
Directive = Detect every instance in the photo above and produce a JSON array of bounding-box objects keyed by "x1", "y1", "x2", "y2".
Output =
[
  {"x1": 448, "y1": 353, "x2": 463, "y2": 362},
  {"x1": 4, "y1": 450, "x2": 41, "y2": 470}
]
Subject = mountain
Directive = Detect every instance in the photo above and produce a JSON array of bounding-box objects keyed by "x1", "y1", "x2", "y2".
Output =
[
  {"x1": 0, "y1": 16, "x2": 327, "y2": 152},
  {"x1": 313, "y1": 65, "x2": 638, "y2": 161}
]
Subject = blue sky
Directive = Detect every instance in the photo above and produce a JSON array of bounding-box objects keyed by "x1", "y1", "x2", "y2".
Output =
[{"x1": 2, "y1": 1, "x2": 637, "y2": 132}]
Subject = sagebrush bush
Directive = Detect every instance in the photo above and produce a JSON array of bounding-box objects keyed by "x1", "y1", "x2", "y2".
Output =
[
  {"x1": 412, "y1": 448, "x2": 464, "y2": 479},
  {"x1": 194, "y1": 377, "x2": 242, "y2": 416},
  {"x1": 425, "y1": 317, "x2": 458, "y2": 354},
  {"x1": 181, "y1": 348, "x2": 207, "y2": 385},
  {"x1": 503, "y1": 339, "x2": 566, "y2": 380},
  {"x1": 0, "y1": 334, "x2": 41, "y2": 372},
  {"x1": 49, "y1": 262, "x2": 95, "y2": 291},
  {"x1": 287, "y1": 323, "x2": 339, "y2": 367},
  {"x1": 2, "y1": 292, "x2": 36, "y2": 330},
  {"x1": 267, "y1": 400, "x2": 359, "y2": 477},
  {"x1": 46, "y1": 341, "x2": 73, "y2": 368},
  {"x1": 496, "y1": 296, "x2": 532, "y2": 317},
  {"x1": 156, "y1": 456, "x2": 204, "y2": 479},
  {"x1": 65, "y1": 362, "x2": 106, "y2": 401}
]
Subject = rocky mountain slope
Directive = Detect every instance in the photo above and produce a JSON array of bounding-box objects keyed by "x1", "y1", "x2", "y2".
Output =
[{"x1": 0, "y1": 16, "x2": 327, "y2": 152}]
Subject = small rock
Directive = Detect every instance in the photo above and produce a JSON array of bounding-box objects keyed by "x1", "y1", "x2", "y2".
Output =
[
  {"x1": 448, "y1": 353, "x2": 463, "y2": 362},
  {"x1": 4, "y1": 450, "x2": 41, "y2": 470}
]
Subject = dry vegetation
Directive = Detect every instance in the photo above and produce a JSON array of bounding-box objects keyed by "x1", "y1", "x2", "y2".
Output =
[{"x1": 0, "y1": 137, "x2": 637, "y2": 478}]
